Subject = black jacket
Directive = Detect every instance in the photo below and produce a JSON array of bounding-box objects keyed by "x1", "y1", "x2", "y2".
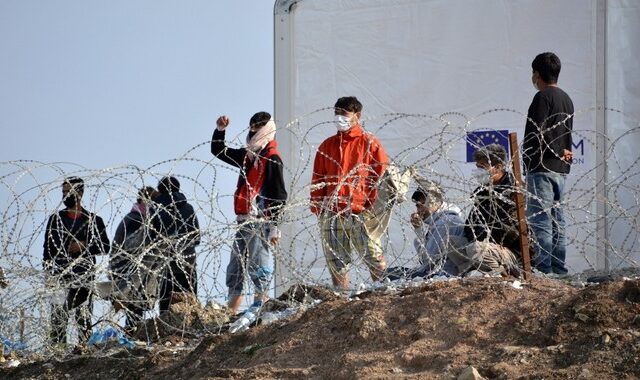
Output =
[
  {"x1": 150, "y1": 191, "x2": 200, "y2": 263},
  {"x1": 211, "y1": 128, "x2": 287, "y2": 223},
  {"x1": 464, "y1": 173, "x2": 520, "y2": 254},
  {"x1": 110, "y1": 208, "x2": 144, "y2": 278},
  {"x1": 43, "y1": 208, "x2": 110, "y2": 281},
  {"x1": 523, "y1": 86, "x2": 574, "y2": 174}
]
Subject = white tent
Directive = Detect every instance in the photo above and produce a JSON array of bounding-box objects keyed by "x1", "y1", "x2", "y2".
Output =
[{"x1": 273, "y1": 0, "x2": 640, "y2": 292}]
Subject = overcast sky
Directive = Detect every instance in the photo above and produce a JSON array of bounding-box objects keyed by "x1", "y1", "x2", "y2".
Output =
[{"x1": 0, "y1": 1, "x2": 274, "y2": 169}]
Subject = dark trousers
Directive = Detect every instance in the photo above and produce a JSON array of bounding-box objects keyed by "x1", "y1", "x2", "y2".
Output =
[
  {"x1": 159, "y1": 261, "x2": 197, "y2": 313},
  {"x1": 122, "y1": 303, "x2": 145, "y2": 332},
  {"x1": 50, "y1": 287, "x2": 92, "y2": 344}
]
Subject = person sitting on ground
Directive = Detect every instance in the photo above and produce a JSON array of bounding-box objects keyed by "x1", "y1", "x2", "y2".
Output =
[
  {"x1": 384, "y1": 180, "x2": 466, "y2": 280},
  {"x1": 448, "y1": 144, "x2": 521, "y2": 277},
  {"x1": 110, "y1": 186, "x2": 157, "y2": 332}
]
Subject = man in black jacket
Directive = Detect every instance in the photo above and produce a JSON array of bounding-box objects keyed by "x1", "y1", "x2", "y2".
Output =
[
  {"x1": 43, "y1": 176, "x2": 110, "y2": 344},
  {"x1": 523, "y1": 52, "x2": 574, "y2": 275},
  {"x1": 152, "y1": 177, "x2": 201, "y2": 313},
  {"x1": 449, "y1": 144, "x2": 520, "y2": 276},
  {"x1": 212, "y1": 112, "x2": 287, "y2": 313}
]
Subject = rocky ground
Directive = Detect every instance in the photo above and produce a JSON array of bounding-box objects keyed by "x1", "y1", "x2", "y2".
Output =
[{"x1": 2, "y1": 274, "x2": 640, "y2": 379}]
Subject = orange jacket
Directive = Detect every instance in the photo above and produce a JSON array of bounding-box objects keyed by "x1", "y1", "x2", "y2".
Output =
[{"x1": 310, "y1": 124, "x2": 388, "y2": 215}]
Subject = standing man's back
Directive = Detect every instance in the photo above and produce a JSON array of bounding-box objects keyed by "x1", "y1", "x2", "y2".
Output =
[{"x1": 523, "y1": 52, "x2": 574, "y2": 275}]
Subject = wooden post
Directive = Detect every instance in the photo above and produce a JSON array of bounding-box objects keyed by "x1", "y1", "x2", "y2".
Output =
[
  {"x1": 19, "y1": 308, "x2": 25, "y2": 344},
  {"x1": 509, "y1": 132, "x2": 532, "y2": 280}
]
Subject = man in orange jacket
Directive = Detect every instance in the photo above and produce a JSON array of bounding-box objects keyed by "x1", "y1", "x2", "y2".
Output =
[{"x1": 311, "y1": 96, "x2": 388, "y2": 290}]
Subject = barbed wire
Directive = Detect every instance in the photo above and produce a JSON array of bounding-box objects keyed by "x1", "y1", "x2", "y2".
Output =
[{"x1": 0, "y1": 106, "x2": 639, "y2": 356}]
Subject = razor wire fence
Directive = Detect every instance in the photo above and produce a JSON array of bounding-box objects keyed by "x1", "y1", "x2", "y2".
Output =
[{"x1": 0, "y1": 106, "x2": 639, "y2": 355}]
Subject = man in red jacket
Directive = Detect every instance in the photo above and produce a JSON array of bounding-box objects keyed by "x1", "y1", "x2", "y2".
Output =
[{"x1": 311, "y1": 96, "x2": 388, "y2": 290}]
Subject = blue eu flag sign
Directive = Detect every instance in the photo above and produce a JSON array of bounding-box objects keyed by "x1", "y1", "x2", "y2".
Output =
[{"x1": 466, "y1": 130, "x2": 510, "y2": 162}]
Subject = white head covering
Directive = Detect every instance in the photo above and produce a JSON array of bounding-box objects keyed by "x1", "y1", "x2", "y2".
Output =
[{"x1": 246, "y1": 119, "x2": 276, "y2": 163}]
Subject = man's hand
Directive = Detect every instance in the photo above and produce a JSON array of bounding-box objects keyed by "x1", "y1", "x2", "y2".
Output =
[
  {"x1": 410, "y1": 212, "x2": 422, "y2": 228},
  {"x1": 268, "y1": 225, "x2": 281, "y2": 246},
  {"x1": 216, "y1": 115, "x2": 230, "y2": 130},
  {"x1": 68, "y1": 241, "x2": 84, "y2": 254},
  {"x1": 562, "y1": 149, "x2": 573, "y2": 162}
]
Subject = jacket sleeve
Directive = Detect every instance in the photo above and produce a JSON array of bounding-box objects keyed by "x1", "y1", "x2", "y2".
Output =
[
  {"x1": 43, "y1": 214, "x2": 59, "y2": 271},
  {"x1": 184, "y1": 205, "x2": 201, "y2": 247},
  {"x1": 310, "y1": 145, "x2": 327, "y2": 215},
  {"x1": 112, "y1": 213, "x2": 142, "y2": 250},
  {"x1": 211, "y1": 128, "x2": 247, "y2": 169},
  {"x1": 365, "y1": 137, "x2": 389, "y2": 208},
  {"x1": 88, "y1": 215, "x2": 110, "y2": 256},
  {"x1": 263, "y1": 155, "x2": 288, "y2": 224},
  {"x1": 522, "y1": 92, "x2": 546, "y2": 172},
  {"x1": 424, "y1": 217, "x2": 452, "y2": 260}
]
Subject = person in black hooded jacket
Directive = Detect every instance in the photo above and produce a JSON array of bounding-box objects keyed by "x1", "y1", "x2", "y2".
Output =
[{"x1": 151, "y1": 176, "x2": 200, "y2": 313}]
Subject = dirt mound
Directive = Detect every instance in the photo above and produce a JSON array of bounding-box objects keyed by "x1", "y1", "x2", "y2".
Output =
[
  {"x1": 3, "y1": 278, "x2": 640, "y2": 379},
  {"x1": 134, "y1": 293, "x2": 230, "y2": 342}
]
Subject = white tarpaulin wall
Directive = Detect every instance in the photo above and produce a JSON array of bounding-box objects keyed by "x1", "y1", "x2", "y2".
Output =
[{"x1": 274, "y1": 0, "x2": 640, "y2": 293}]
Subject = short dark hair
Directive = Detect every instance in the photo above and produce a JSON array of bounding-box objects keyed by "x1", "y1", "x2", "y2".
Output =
[
  {"x1": 334, "y1": 96, "x2": 363, "y2": 114},
  {"x1": 532, "y1": 52, "x2": 561, "y2": 84},
  {"x1": 249, "y1": 112, "x2": 271, "y2": 128},
  {"x1": 137, "y1": 186, "x2": 156, "y2": 203},
  {"x1": 63, "y1": 176, "x2": 84, "y2": 193},
  {"x1": 158, "y1": 176, "x2": 180, "y2": 194},
  {"x1": 411, "y1": 180, "x2": 444, "y2": 206},
  {"x1": 473, "y1": 144, "x2": 507, "y2": 166}
]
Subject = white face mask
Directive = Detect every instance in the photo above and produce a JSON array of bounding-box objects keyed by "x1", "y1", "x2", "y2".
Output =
[
  {"x1": 335, "y1": 115, "x2": 352, "y2": 132},
  {"x1": 471, "y1": 168, "x2": 491, "y2": 185},
  {"x1": 532, "y1": 73, "x2": 540, "y2": 91}
]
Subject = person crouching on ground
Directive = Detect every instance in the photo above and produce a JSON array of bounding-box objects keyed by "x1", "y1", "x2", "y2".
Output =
[
  {"x1": 448, "y1": 144, "x2": 522, "y2": 277},
  {"x1": 385, "y1": 180, "x2": 466, "y2": 280}
]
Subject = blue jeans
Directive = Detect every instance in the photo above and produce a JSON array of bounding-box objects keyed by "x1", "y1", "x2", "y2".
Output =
[
  {"x1": 526, "y1": 172, "x2": 567, "y2": 274},
  {"x1": 226, "y1": 221, "x2": 273, "y2": 297}
]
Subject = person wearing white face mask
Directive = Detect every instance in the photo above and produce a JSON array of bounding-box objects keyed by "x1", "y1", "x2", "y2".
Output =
[
  {"x1": 310, "y1": 96, "x2": 389, "y2": 291},
  {"x1": 447, "y1": 144, "x2": 522, "y2": 277},
  {"x1": 523, "y1": 52, "x2": 573, "y2": 276}
]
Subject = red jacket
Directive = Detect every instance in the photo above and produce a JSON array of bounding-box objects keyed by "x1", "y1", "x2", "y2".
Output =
[
  {"x1": 310, "y1": 124, "x2": 388, "y2": 215},
  {"x1": 234, "y1": 140, "x2": 279, "y2": 215}
]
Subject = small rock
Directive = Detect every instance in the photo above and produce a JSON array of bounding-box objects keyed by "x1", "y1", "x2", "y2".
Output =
[
  {"x1": 458, "y1": 366, "x2": 484, "y2": 380},
  {"x1": 42, "y1": 363, "x2": 55, "y2": 369},
  {"x1": 602, "y1": 334, "x2": 611, "y2": 345},
  {"x1": 6, "y1": 359, "x2": 20, "y2": 368},
  {"x1": 575, "y1": 313, "x2": 589, "y2": 322},
  {"x1": 519, "y1": 358, "x2": 528, "y2": 364},
  {"x1": 544, "y1": 344, "x2": 564, "y2": 353},
  {"x1": 501, "y1": 345, "x2": 526, "y2": 354},
  {"x1": 578, "y1": 368, "x2": 591, "y2": 378},
  {"x1": 391, "y1": 367, "x2": 403, "y2": 374}
]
